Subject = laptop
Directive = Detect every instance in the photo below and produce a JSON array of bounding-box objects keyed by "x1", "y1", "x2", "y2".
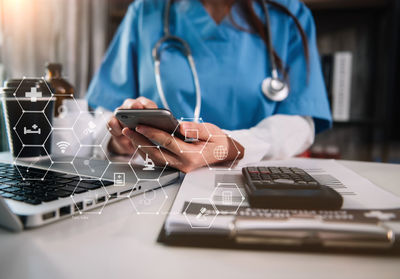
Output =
[{"x1": 0, "y1": 155, "x2": 179, "y2": 231}]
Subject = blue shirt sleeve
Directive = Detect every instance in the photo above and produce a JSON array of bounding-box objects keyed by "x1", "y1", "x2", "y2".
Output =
[
  {"x1": 86, "y1": 4, "x2": 139, "y2": 111},
  {"x1": 274, "y1": 1, "x2": 332, "y2": 133}
]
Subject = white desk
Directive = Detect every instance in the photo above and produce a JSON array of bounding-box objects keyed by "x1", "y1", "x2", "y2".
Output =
[{"x1": 0, "y1": 155, "x2": 399, "y2": 279}]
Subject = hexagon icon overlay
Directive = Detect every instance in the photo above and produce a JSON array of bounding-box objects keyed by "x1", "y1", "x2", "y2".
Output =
[
  {"x1": 73, "y1": 110, "x2": 111, "y2": 146},
  {"x1": 102, "y1": 162, "x2": 138, "y2": 197},
  {"x1": 46, "y1": 129, "x2": 80, "y2": 162},
  {"x1": 210, "y1": 183, "x2": 245, "y2": 214},
  {"x1": 72, "y1": 146, "x2": 109, "y2": 179},
  {"x1": 171, "y1": 117, "x2": 211, "y2": 153},
  {"x1": 14, "y1": 112, "x2": 52, "y2": 146},
  {"x1": 15, "y1": 146, "x2": 52, "y2": 180},
  {"x1": 13, "y1": 78, "x2": 53, "y2": 112},
  {"x1": 183, "y1": 198, "x2": 219, "y2": 229},
  {"x1": 201, "y1": 134, "x2": 241, "y2": 170},
  {"x1": 129, "y1": 181, "x2": 169, "y2": 215},
  {"x1": 52, "y1": 95, "x2": 81, "y2": 129},
  {"x1": 130, "y1": 145, "x2": 169, "y2": 180}
]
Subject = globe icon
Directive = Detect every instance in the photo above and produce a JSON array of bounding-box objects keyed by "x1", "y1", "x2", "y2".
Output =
[{"x1": 213, "y1": 145, "x2": 228, "y2": 161}]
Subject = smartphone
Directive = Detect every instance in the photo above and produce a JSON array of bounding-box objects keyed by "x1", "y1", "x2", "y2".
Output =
[{"x1": 115, "y1": 108, "x2": 181, "y2": 135}]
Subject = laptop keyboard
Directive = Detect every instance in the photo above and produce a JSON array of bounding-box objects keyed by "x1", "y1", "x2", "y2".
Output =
[{"x1": 0, "y1": 162, "x2": 113, "y2": 205}]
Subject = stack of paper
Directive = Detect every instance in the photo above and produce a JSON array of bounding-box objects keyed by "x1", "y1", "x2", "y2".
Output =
[{"x1": 164, "y1": 159, "x2": 400, "y2": 236}]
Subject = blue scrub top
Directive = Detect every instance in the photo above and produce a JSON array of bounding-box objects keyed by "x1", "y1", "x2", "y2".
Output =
[{"x1": 86, "y1": 0, "x2": 332, "y2": 133}]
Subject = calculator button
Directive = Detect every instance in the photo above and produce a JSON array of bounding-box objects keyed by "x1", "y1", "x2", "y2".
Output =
[
  {"x1": 274, "y1": 179, "x2": 295, "y2": 184},
  {"x1": 292, "y1": 168, "x2": 304, "y2": 172},
  {"x1": 250, "y1": 175, "x2": 261, "y2": 180},
  {"x1": 260, "y1": 174, "x2": 271, "y2": 180}
]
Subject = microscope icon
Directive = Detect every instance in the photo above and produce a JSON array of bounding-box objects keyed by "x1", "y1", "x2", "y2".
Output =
[{"x1": 143, "y1": 153, "x2": 155, "y2": 171}]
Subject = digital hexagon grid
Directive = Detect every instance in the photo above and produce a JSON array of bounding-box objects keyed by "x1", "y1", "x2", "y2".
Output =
[
  {"x1": 128, "y1": 180, "x2": 169, "y2": 215},
  {"x1": 9, "y1": 77, "x2": 116, "y2": 215},
  {"x1": 9, "y1": 78, "x2": 245, "y2": 220},
  {"x1": 12, "y1": 78, "x2": 54, "y2": 180},
  {"x1": 125, "y1": 143, "x2": 171, "y2": 214}
]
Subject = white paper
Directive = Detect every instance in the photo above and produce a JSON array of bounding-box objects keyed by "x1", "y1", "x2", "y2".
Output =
[{"x1": 165, "y1": 158, "x2": 400, "y2": 234}]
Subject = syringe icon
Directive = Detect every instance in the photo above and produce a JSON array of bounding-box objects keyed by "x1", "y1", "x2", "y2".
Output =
[{"x1": 196, "y1": 207, "x2": 207, "y2": 221}]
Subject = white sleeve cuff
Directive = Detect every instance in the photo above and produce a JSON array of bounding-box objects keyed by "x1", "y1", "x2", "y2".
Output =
[
  {"x1": 224, "y1": 129, "x2": 271, "y2": 167},
  {"x1": 224, "y1": 115, "x2": 315, "y2": 166}
]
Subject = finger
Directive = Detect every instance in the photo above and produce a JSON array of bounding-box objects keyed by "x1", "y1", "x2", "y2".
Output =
[
  {"x1": 179, "y1": 122, "x2": 216, "y2": 141},
  {"x1": 119, "y1": 136, "x2": 136, "y2": 154},
  {"x1": 121, "y1": 99, "x2": 144, "y2": 109},
  {"x1": 135, "y1": 125, "x2": 180, "y2": 155},
  {"x1": 123, "y1": 127, "x2": 179, "y2": 167},
  {"x1": 125, "y1": 127, "x2": 204, "y2": 172},
  {"x1": 108, "y1": 136, "x2": 135, "y2": 155},
  {"x1": 122, "y1": 127, "x2": 155, "y2": 161},
  {"x1": 108, "y1": 116, "x2": 123, "y2": 136},
  {"x1": 136, "y1": 97, "x2": 158, "y2": 109},
  {"x1": 135, "y1": 143, "x2": 198, "y2": 173},
  {"x1": 140, "y1": 146, "x2": 180, "y2": 168},
  {"x1": 122, "y1": 127, "x2": 153, "y2": 146}
]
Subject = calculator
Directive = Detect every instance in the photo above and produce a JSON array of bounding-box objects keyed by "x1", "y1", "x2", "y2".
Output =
[{"x1": 242, "y1": 166, "x2": 343, "y2": 210}]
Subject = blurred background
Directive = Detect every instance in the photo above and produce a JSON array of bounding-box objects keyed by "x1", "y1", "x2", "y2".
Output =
[{"x1": 0, "y1": 0, "x2": 399, "y2": 163}]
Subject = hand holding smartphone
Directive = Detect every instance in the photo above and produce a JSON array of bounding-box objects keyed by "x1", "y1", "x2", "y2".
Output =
[
  {"x1": 114, "y1": 106, "x2": 245, "y2": 173},
  {"x1": 115, "y1": 108, "x2": 181, "y2": 136}
]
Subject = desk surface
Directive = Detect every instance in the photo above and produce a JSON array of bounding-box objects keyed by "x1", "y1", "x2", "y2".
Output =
[{"x1": 0, "y1": 156, "x2": 399, "y2": 279}]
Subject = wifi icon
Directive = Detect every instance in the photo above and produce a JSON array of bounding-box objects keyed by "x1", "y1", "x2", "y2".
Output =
[{"x1": 56, "y1": 141, "x2": 71, "y2": 153}]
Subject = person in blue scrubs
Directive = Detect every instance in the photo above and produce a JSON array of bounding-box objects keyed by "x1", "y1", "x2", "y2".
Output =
[{"x1": 87, "y1": 0, "x2": 331, "y2": 172}]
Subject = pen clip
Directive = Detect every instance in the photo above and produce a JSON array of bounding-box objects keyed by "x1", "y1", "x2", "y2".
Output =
[{"x1": 230, "y1": 216, "x2": 395, "y2": 249}]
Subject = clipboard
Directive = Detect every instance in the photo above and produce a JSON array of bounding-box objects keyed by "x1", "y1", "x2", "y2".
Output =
[
  {"x1": 158, "y1": 207, "x2": 400, "y2": 254},
  {"x1": 157, "y1": 159, "x2": 400, "y2": 254}
]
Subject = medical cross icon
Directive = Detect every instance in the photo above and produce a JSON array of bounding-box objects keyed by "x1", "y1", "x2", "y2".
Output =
[
  {"x1": 114, "y1": 172, "x2": 125, "y2": 186},
  {"x1": 25, "y1": 87, "x2": 42, "y2": 102}
]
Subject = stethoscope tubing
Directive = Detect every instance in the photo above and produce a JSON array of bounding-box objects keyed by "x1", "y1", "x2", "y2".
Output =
[
  {"x1": 152, "y1": 0, "x2": 289, "y2": 120},
  {"x1": 152, "y1": 34, "x2": 202, "y2": 120}
]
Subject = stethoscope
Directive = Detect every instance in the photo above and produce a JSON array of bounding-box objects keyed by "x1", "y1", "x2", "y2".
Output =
[{"x1": 152, "y1": 0, "x2": 289, "y2": 120}]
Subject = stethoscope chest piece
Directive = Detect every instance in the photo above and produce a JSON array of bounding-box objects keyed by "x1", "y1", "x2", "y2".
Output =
[{"x1": 261, "y1": 77, "x2": 289, "y2": 102}]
